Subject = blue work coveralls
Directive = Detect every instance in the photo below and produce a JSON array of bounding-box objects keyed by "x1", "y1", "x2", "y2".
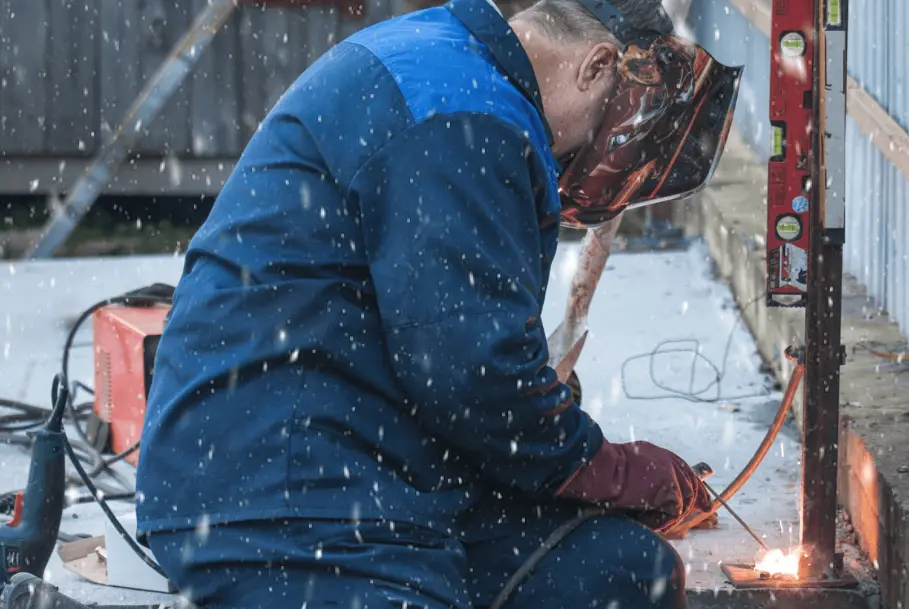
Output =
[{"x1": 136, "y1": 0, "x2": 685, "y2": 607}]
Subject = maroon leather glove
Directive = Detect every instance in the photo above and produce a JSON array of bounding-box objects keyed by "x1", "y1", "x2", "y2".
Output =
[{"x1": 555, "y1": 440, "x2": 712, "y2": 532}]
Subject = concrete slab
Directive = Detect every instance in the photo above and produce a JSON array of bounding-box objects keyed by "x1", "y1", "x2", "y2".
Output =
[
  {"x1": 0, "y1": 245, "x2": 860, "y2": 606},
  {"x1": 687, "y1": 587, "x2": 872, "y2": 609}
]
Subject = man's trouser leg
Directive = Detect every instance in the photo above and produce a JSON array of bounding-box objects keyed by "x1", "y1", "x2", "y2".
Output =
[
  {"x1": 146, "y1": 505, "x2": 686, "y2": 609},
  {"x1": 146, "y1": 519, "x2": 471, "y2": 609},
  {"x1": 461, "y1": 497, "x2": 688, "y2": 609}
]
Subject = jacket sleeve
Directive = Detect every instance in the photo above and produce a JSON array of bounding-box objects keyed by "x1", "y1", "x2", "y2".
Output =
[{"x1": 348, "y1": 112, "x2": 604, "y2": 496}]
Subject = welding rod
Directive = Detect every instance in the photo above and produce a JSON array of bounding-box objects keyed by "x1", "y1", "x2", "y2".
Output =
[{"x1": 702, "y1": 481, "x2": 770, "y2": 552}]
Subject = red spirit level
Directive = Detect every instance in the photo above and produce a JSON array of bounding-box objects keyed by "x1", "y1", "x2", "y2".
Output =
[
  {"x1": 766, "y1": 0, "x2": 847, "y2": 308},
  {"x1": 765, "y1": 0, "x2": 815, "y2": 306}
]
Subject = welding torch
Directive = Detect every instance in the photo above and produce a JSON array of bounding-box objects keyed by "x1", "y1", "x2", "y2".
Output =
[{"x1": 692, "y1": 462, "x2": 770, "y2": 552}]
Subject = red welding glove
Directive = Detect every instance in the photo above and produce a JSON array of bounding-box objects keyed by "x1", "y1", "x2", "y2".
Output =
[{"x1": 555, "y1": 440, "x2": 712, "y2": 532}]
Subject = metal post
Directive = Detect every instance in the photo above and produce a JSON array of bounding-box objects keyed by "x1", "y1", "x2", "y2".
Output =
[
  {"x1": 800, "y1": 237, "x2": 844, "y2": 577},
  {"x1": 800, "y1": 0, "x2": 848, "y2": 580},
  {"x1": 23, "y1": 0, "x2": 238, "y2": 260}
]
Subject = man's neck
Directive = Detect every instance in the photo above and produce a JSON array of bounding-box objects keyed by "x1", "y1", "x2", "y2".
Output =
[
  {"x1": 508, "y1": 20, "x2": 580, "y2": 152},
  {"x1": 508, "y1": 21, "x2": 566, "y2": 93}
]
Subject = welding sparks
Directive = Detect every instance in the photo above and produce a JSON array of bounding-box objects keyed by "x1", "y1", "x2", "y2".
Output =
[{"x1": 754, "y1": 547, "x2": 803, "y2": 579}]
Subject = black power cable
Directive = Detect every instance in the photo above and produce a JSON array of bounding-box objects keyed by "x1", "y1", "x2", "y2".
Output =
[
  {"x1": 0, "y1": 285, "x2": 174, "y2": 570},
  {"x1": 619, "y1": 291, "x2": 774, "y2": 404},
  {"x1": 62, "y1": 420, "x2": 168, "y2": 579}
]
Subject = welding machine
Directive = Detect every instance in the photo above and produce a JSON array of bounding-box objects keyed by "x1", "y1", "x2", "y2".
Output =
[{"x1": 89, "y1": 299, "x2": 171, "y2": 466}]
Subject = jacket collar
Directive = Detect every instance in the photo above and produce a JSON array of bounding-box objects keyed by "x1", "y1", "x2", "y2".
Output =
[{"x1": 445, "y1": 0, "x2": 555, "y2": 146}]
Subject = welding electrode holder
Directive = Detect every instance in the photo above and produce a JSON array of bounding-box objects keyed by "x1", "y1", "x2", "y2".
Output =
[
  {"x1": 692, "y1": 462, "x2": 714, "y2": 481},
  {"x1": 784, "y1": 345, "x2": 805, "y2": 365}
]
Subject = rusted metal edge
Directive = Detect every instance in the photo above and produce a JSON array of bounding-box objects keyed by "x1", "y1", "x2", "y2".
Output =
[
  {"x1": 721, "y1": 563, "x2": 859, "y2": 589},
  {"x1": 726, "y1": 0, "x2": 909, "y2": 185}
]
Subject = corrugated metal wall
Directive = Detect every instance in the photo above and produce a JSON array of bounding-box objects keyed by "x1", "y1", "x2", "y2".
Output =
[
  {"x1": 689, "y1": 0, "x2": 909, "y2": 334},
  {"x1": 0, "y1": 0, "x2": 397, "y2": 159},
  {"x1": 688, "y1": 0, "x2": 772, "y2": 159},
  {"x1": 844, "y1": 0, "x2": 909, "y2": 338}
]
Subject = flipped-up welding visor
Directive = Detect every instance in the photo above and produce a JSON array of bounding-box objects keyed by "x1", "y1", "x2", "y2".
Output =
[{"x1": 558, "y1": 0, "x2": 744, "y2": 228}]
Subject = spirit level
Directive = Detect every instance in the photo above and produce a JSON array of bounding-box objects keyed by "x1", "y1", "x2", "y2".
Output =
[{"x1": 765, "y1": 0, "x2": 815, "y2": 307}]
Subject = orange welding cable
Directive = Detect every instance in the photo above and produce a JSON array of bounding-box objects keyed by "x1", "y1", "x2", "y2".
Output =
[
  {"x1": 863, "y1": 345, "x2": 907, "y2": 362},
  {"x1": 677, "y1": 359, "x2": 806, "y2": 532}
]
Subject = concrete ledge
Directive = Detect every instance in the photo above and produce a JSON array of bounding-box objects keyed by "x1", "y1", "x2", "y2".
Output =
[
  {"x1": 687, "y1": 587, "x2": 872, "y2": 609},
  {"x1": 683, "y1": 130, "x2": 909, "y2": 607}
]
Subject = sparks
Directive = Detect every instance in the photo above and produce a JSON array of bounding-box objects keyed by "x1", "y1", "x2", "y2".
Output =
[{"x1": 754, "y1": 547, "x2": 802, "y2": 579}]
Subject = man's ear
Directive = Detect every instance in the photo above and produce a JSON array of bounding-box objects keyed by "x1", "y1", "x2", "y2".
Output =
[{"x1": 577, "y1": 42, "x2": 618, "y2": 92}]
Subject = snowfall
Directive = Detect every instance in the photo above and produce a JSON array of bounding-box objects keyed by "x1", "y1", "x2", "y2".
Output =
[{"x1": 0, "y1": 240, "x2": 801, "y2": 604}]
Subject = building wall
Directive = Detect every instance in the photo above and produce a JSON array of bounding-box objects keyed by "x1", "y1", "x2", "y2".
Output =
[
  {"x1": 0, "y1": 0, "x2": 400, "y2": 159},
  {"x1": 688, "y1": 0, "x2": 909, "y2": 335}
]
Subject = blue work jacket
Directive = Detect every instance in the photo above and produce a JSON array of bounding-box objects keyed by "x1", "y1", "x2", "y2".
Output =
[{"x1": 136, "y1": 0, "x2": 604, "y2": 539}]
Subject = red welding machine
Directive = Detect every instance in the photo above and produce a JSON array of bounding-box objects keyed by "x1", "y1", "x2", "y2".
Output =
[{"x1": 91, "y1": 304, "x2": 170, "y2": 467}]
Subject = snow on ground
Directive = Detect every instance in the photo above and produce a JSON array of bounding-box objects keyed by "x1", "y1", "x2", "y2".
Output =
[{"x1": 0, "y1": 240, "x2": 799, "y2": 603}]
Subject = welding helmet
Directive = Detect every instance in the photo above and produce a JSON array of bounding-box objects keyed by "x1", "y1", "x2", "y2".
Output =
[{"x1": 557, "y1": 0, "x2": 744, "y2": 229}]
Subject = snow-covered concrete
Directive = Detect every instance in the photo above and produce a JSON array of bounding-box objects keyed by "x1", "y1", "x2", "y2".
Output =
[{"x1": 0, "y1": 241, "x2": 800, "y2": 603}]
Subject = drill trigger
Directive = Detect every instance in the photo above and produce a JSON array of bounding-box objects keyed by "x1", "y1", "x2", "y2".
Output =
[{"x1": 3, "y1": 493, "x2": 23, "y2": 528}]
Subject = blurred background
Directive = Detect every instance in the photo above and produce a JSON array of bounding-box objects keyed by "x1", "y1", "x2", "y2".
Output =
[{"x1": 0, "y1": 0, "x2": 702, "y2": 258}]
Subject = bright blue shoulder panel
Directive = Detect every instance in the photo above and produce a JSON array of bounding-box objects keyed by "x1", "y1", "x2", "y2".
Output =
[{"x1": 345, "y1": 8, "x2": 553, "y2": 163}]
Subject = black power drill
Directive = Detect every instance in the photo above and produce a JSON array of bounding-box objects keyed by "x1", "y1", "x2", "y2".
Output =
[
  {"x1": 0, "y1": 375, "x2": 172, "y2": 609},
  {"x1": 0, "y1": 375, "x2": 67, "y2": 587}
]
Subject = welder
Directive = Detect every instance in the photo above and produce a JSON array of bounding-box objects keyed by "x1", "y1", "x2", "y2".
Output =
[{"x1": 135, "y1": 0, "x2": 741, "y2": 607}]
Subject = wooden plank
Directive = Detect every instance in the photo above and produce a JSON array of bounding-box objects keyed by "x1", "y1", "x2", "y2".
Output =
[
  {"x1": 364, "y1": 0, "x2": 398, "y2": 26},
  {"x1": 287, "y1": 9, "x2": 313, "y2": 76},
  {"x1": 303, "y1": 5, "x2": 341, "y2": 66},
  {"x1": 0, "y1": 0, "x2": 48, "y2": 154},
  {"x1": 238, "y1": 7, "x2": 270, "y2": 142},
  {"x1": 729, "y1": 0, "x2": 909, "y2": 187},
  {"x1": 0, "y1": 2, "x2": 8, "y2": 155},
  {"x1": 848, "y1": 79, "x2": 909, "y2": 185},
  {"x1": 189, "y1": 0, "x2": 242, "y2": 157},
  {"x1": 0, "y1": 2, "x2": 9, "y2": 156},
  {"x1": 99, "y1": 1, "x2": 140, "y2": 147},
  {"x1": 46, "y1": 0, "x2": 100, "y2": 155},
  {"x1": 136, "y1": 0, "x2": 192, "y2": 155},
  {"x1": 260, "y1": 10, "x2": 295, "y2": 112}
]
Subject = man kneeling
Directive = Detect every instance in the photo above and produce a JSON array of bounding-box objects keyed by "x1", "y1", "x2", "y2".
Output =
[{"x1": 135, "y1": 0, "x2": 735, "y2": 606}]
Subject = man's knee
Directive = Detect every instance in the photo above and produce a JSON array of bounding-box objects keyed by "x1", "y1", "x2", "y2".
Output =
[
  {"x1": 555, "y1": 517, "x2": 685, "y2": 608},
  {"x1": 469, "y1": 514, "x2": 687, "y2": 609}
]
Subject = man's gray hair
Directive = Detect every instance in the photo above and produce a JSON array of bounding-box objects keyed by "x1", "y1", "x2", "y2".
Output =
[{"x1": 512, "y1": 0, "x2": 673, "y2": 43}]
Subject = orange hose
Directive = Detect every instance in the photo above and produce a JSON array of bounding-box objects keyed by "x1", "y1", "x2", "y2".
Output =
[
  {"x1": 856, "y1": 342, "x2": 907, "y2": 362},
  {"x1": 672, "y1": 355, "x2": 805, "y2": 533}
]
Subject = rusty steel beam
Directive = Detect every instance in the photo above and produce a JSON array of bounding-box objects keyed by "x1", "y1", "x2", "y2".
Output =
[
  {"x1": 800, "y1": 236, "x2": 845, "y2": 577},
  {"x1": 799, "y1": 0, "x2": 849, "y2": 580}
]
